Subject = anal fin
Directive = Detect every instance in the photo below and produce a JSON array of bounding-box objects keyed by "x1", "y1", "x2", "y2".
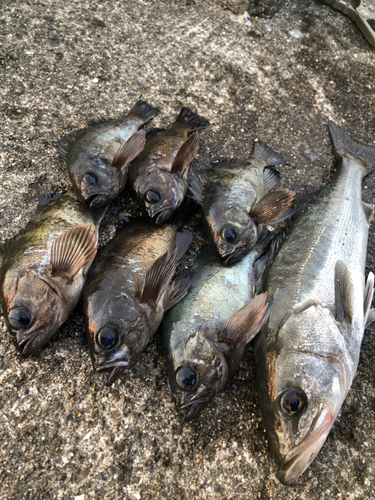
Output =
[
  {"x1": 51, "y1": 224, "x2": 98, "y2": 281},
  {"x1": 171, "y1": 131, "x2": 199, "y2": 177},
  {"x1": 139, "y1": 248, "x2": 178, "y2": 309},
  {"x1": 335, "y1": 260, "x2": 354, "y2": 324},
  {"x1": 362, "y1": 201, "x2": 374, "y2": 224},
  {"x1": 111, "y1": 130, "x2": 146, "y2": 173}
]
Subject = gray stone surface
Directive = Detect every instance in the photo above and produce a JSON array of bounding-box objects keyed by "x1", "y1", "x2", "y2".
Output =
[{"x1": 1, "y1": 0, "x2": 375, "y2": 498}]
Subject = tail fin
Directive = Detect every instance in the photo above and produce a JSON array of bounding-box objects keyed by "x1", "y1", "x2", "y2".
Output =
[
  {"x1": 129, "y1": 100, "x2": 160, "y2": 124},
  {"x1": 328, "y1": 122, "x2": 375, "y2": 175},
  {"x1": 176, "y1": 107, "x2": 210, "y2": 132}
]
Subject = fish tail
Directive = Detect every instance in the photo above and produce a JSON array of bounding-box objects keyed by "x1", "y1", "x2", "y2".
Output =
[
  {"x1": 329, "y1": 122, "x2": 375, "y2": 176},
  {"x1": 129, "y1": 100, "x2": 160, "y2": 123},
  {"x1": 175, "y1": 107, "x2": 210, "y2": 132}
]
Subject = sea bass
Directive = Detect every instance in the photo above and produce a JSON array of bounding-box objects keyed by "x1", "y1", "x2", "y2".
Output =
[
  {"x1": 56, "y1": 100, "x2": 159, "y2": 207},
  {"x1": 163, "y1": 230, "x2": 282, "y2": 421},
  {"x1": 0, "y1": 191, "x2": 102, "y2": 355},
  {"x1": 189, "y1": 142, "x2": 295, "y2": 264},
  {"x1": 84, "y1": 219, "x2": 193, "y2": 385},
  {"x1": 127, "y1": 107, "x2": 210, "y2": 225},
  {"x1": 255, "y1": 122, "x2": 375, "y2": 485}
]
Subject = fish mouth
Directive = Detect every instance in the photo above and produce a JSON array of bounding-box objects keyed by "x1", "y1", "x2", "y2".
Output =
[
  {"x1": 95, "y1": 359, "x2": 130, "y2": 386},
  {"x1": 277, "y1": 403, "x2": 334, "y2": 485},
  {"x1": 220, "y1": 242, "x2": 248, "y2": 265},
  {"x1": 17, "y1": 321, "x2": 48, "y2": 356},
  {"x1": 146, "y1": 203, "x2": 174, "y2": 225},
  {"x1": 179, "y1": 387, "x2": 212, "y2": 422},
  {"x1": 85, "y1": 193, "x2": 110, "y2": 208}
]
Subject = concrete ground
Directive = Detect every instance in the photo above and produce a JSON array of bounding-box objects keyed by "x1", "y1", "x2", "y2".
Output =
[{"x1": 1, "y1": 0, "x2": 375, "y2": 498}]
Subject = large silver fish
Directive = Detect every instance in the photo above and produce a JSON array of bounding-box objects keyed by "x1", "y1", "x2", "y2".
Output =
[
  {"x1": 255, "y1": 122, "x2": 375, "y2": 485},
  {"x1": 56, "y1": 100, "x2": 159, "y2": 207},
  {"x1": 189, "y1": 142, "x2": 294, "y2": 264},
  {"x1": 0, "y1": 191, "x2": 102, "y2": 355},
  {"x1": 163, "y1": 229, "x2": 282, "y2": 421}
]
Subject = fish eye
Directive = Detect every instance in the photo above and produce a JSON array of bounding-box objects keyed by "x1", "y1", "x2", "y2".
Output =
[
  {"x1": 82, "y1": 172, "x2": 98, "y2": 186},
  {"x1": 145, "y1": 190, "x2": 160, "y2": 204},
  {"x1": 96, "y1": 326, "x2": 119, "y2": 350},
  {"x1": 220, "y1": 226, "x2": 237, "y2": 244},
  {"x1": 280, "y1": 389, "x2": 307, "y2": 416},
  {"x1": 9, "y1": 306, "x2": 32, "y2": 330},
  {"x1": 175, "y1": 365, "x2": 197, "y2": 391}
]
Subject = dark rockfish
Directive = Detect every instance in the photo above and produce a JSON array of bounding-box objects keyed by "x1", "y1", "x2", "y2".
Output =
[
  {"x1": 0, "y1": 191, "x2": 101, "y2": 355},
  {"x1": 255, "y1": 123, "x2": 375, "y2": 485},
  {"x1": 84, "y1": 220, "x2": 193, "y2": 385},
  {"x1": 127, "y1": 107, "x2": 210, "y2": 225},
  {"x1": 163, "y1": 230, "x2": 282, "y2": 421},
  {"x1": 56, "y1": 100, "x2": 159, "y2": 207},
  {"x1": 189, "y1": 142, "x2": 295, "y2": 264}
]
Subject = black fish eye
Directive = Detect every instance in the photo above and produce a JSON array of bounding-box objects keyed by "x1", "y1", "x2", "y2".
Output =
[
  {"x1": 175, "y1": 365, "x2": 197, "y2": 391},
  {"x1": 145, "y1": 190, "x2": 160, "y2": 204},
  {"x1": 82, "y1": 172, "x2": 98, "y2": 186},
  {"x1": 220, "y1": 226, "x2": 237, "y2": 244},
  {"x1": 9, "y1": 306, "x2": 32, "y2": 330},
  {"x1": 96, "y1": 326, "x2": 119, "y2": 350},
  {"x1": 280, "y1": 389, "x2": 307, "y2": 416}
]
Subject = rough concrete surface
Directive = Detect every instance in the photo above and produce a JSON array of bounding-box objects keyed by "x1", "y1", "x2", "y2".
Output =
[{"x1": 1, "y1": 0, "x2": 375, "y2": 498}]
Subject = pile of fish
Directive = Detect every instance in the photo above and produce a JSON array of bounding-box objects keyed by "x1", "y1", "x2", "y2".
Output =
[{"x1": 1, "y1": 100, "x2": 374, "y2": 485}]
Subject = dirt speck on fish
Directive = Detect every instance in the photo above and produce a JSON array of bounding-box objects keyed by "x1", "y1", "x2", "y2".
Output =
[{"x1": 56, "y1": 100, "x2": 159, "y2": 207}]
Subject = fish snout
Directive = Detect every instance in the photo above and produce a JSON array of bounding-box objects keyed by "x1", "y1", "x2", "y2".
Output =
[
  {"x1": 16, "y1": 320, "x2": 48, "y2": 356},
  {"x1": 147, "y1": 202, "x2": 174, "y2": 225},
  {"x1": 277, "y1": 404, "x2": 334, "y2": 485}
]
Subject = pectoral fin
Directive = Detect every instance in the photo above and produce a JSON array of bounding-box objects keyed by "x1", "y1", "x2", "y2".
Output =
[
  {"x1": 219, "y1": 293, "x2": 269, "y2": 348},
  {"x1": 189, "y1": 168, "x2": 209, "y2": 204},
  {"x1": 111, "y1": 130, "x2": 146, "y2": 173},
  {"x1": 164, "y1": 275, "x2": 194, "y2": 311},
  {"x1": 334, "y1": 260, "x2": 354, "y2": 324},
  {"x1": 171, "y1": 131, "x2": 199, "y2": 177},
  {"x1": 175, "y1": 230, "x2": 193, "y2": 262},
  {"x1": 139, "y1": 248, "x2": 178, "y2": 309},
  {"x1": 249, "y1": 190, "x2": 295, "y2": 225},
  {"x1": 0, "y1": 239, "x2": 9, "y2": 268},
  {"x1": 51, "y1": 224, "x2": 98, "y2": 281}
]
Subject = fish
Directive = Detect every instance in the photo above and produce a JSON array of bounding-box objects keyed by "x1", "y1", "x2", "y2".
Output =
[
  {"x1": 127, "y1": 107, "x2": 210, "y2": 225},
  {"x1": 0, "y1": 190, "x2": 103, "y2": 355},
  {"x1": 56, "y1": 100, "x2": 160, "y2": 207},
  {"x1": 189, "y1": 142, "x2": 295, "y2": 265},
  {"x1": 163, "y1": 229, "x2": 283, "y2": 421},
  {"x1": 254, "y1": 122, "x2": 375, "y2": 485},
  {"x1": 84, "y1": 219, "x2": 193, "y2": 386}
]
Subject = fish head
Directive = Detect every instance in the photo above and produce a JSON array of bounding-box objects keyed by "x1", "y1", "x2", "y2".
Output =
[
  {"x1": 87, "y1": 295, "x2": 149, "y2": 385},
  {"x1": 133, "y1": 169, "x2": 187, "y2": 225},
  {"x1": 168, "y1": 331, "x2": 229, "y2": 421},
  {"x1": 258, "y1": 304, "x2": 346, "y2": 485},
  {"x1": 206, "y1": 204, "x2": 258, "y2": 265},
  {"x1": 3, "y1": 270, "x2": 64, "y2": 355},
  {"x1": 71, "y1": 156, "x2": 124, "y2": 207}
]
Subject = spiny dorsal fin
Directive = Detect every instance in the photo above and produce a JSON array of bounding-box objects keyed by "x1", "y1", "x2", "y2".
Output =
[
  {"x1": 364, "y1": 271, "x2": 374, "y2": 325},
  {"x1": 163, "y1": 275, "x2": 194, "y2": 311},
  {"x1": 111, "y1": 130, "x2": 146, "y2": 173},
  {"x1": 51, "y1": 224, "x2": 98, "y2": 281},
  {"x1": 175, "y1": 231, "x2": 193, "y2": 262},
  {"x1": 263, "y1": 166, "x2": 281, "y2": 190},
  {"x1": 249, "y1": 190, "x2": 295, "y2": 225},
  {"x1": 362, "y1": 201, "x2": 374, "y2": 224},
  {"x1": 139, "y1": 248, "x2": 178, "y2": 309},
  {"x1": 250, "y1": 140, "x2": 285, "y2": 166},
  {"x1": 334, "y1": 260, "x2": 354, "y2": 324},
  {"x1": 128, "y1": 100, "x2": 160, "y2": 123},
  {"x1": 55, "y1": 128, "x2": 89, "y2": 161},
  {"x1": 171, "y1": 132, "x2": 199, "y2": 177},
  {"x1": 329, "y1": 122, "x2": 375, "y2": 175},
  {"x1": 219, "y1": 293, "x2": 268, "y2": 348},
  {"x1": 188, "y1": 168, "x2": 210, "y2": 204}
]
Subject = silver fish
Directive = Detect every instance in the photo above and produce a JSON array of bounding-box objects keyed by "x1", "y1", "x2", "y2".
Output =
[
  {"x1": 163, "y1": 230, "x2": 282, "y2": 421},
  {"x1": 255, "y1": 122, "x2": 375, "y2": 485}
]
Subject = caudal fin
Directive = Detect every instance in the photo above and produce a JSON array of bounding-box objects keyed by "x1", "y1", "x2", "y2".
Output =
[
  {"x1": 329, "y1": 121, "x2": 375, "y2": 175},
  {"x1": 129, "y1": 100, "x2": 160, "y2": 124},
  {"x1": 176, "y1": 107, "x2": 210, "y2": 132}
]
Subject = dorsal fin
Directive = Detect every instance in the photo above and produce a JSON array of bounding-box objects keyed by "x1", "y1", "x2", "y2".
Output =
[
  {"x1": 171, "y1": 132, "x2": 199, "y2": 177},
  {"x1": 175, "y1": 231, "x2": 193, "y2": 261},
  {"x1": 194, "y1": 245, "x2": 220, "y2": 267},
  {"x1": 263, "y1": 166, "x2": 281, "y2": 190},
  {"x1": 188, "y1": 168, "x2": 210, "y2": 204},
  {"x1": 50, "y1": 224, "x2": 98, "y2": 282},
  {"x1": 55, "y1": 128, "x2": 89, "y2": 161}
]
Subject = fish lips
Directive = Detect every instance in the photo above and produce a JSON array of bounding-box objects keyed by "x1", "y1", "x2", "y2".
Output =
[
  {"x1": 16, "y1": 321, "x2": 55, "y2": 356},
  {"x1": 176, "y1": 387, "x2": 212, "y2": 422},
  {"x1": 94, "y1": 349, "x2": 131, "y2": 386},
  {"x1": 277, "y1": 403, "x2": 334, "y2": 485},
  {"x1": 146, "y1": 203, "x2": 174, "y2": 226},
  {"x1": 220, "y1": 241, "x2": 249, "y2": 265}
]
